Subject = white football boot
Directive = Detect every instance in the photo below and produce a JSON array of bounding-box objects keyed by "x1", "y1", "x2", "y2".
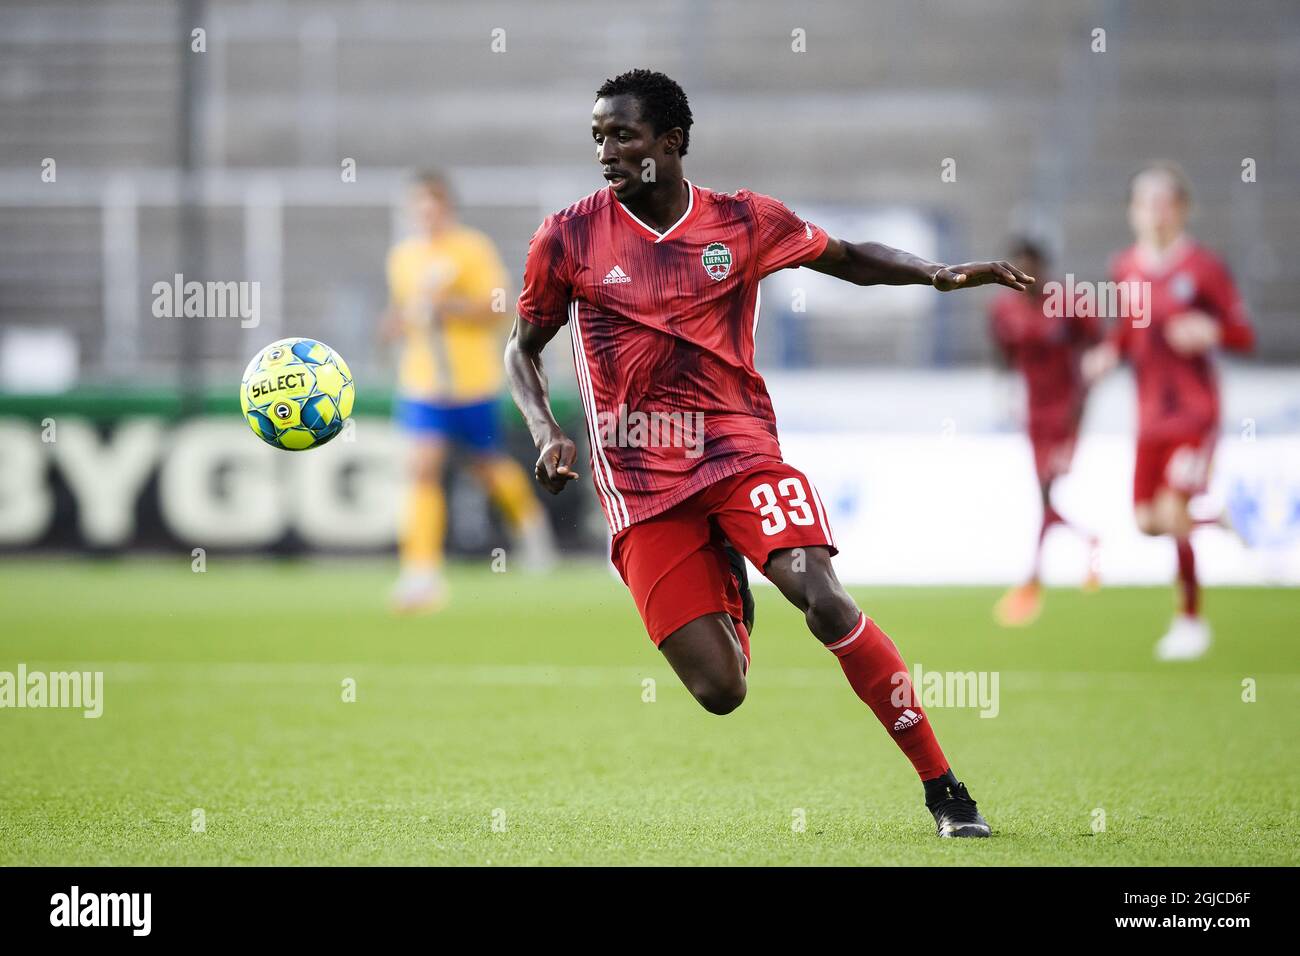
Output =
[
  {"x1": 1155, "y1": 614, "x2": 1211, "y2": 661},
  {"x1": 391, "y1": 567, "x2": 448, "y2": 615}
]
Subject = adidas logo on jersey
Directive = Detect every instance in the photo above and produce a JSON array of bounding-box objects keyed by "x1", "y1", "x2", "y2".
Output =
[
  {"x1": 602, "y1": 265, "x2": 632, "y2": 285},
  {"x1": 893, "y1": 708, "x2": 924, "y2": 732}
]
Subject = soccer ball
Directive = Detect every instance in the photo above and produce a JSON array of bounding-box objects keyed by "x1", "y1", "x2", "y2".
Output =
[{"x1": 240, "y1": 337, "x2": 355, "y2": 450}]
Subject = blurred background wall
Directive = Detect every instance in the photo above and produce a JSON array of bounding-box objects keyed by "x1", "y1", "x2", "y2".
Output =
[
  {"x1": 0, "y1": 0, "x2": 1296, "y2": 581},
  {"x1": 1, "y1": 0, "x2": 1297, "y2": 381}
]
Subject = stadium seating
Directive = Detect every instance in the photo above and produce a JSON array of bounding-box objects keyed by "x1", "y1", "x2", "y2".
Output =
[{"x1": 0, "y1": 0, "x2": 1294, "y2": 381}]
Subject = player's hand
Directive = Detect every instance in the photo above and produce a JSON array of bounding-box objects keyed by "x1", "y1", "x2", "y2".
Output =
[
  {"x1": 535, "y1": 431, "x2": 580, "y2": 494},
  {"x1": 1164, "y1": 311, "x2": 1220, "y2": 356},
  {"x1": 1081, "y1": 342, "x2": 1119, "y2": 385},
  {"x1": 933, "y1": 261, "x2": 1035, "y2": 292}
]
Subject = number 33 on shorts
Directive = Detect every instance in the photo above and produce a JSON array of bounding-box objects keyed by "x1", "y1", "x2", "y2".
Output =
[
  {"x1": 749, "y1": 477, "x2": 816, "y2": 535},
  {"x1": 709, "y1": 462, "x2": 836, "y2": 568}
]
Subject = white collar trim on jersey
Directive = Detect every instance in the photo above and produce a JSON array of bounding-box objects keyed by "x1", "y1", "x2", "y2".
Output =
[
  {"x1": 1135, "y1": 233, "x2": 1192, "y2": 276},
  {"x1": 613, "y1": 180, "x2": 695, "y2": 243}
]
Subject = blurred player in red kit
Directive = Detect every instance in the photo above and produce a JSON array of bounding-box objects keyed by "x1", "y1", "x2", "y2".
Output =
[
  {"x1": 989, "y1": 237, "x2": 1101, "y2": 627},
  {"x1": 505, "y1": 70, "x2": 1035, "y2": 837},
  {"x1": 1084, "y1": 163, "x2": 1254, "y2": 660}
]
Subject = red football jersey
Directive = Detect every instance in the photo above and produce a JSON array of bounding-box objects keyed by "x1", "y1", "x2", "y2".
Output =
[
  {"x1": 516, "y1": 182, "x2": 829, "y2": 533},
  {"x1": 1108, "y1": 239, "x2": 1253, "y2": 440},
  {"x1": 988, "y1": 287, "x2": 1098, "y2": 439}
]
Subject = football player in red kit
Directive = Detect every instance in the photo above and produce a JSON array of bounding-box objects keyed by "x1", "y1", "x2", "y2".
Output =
[
  {"x1": 1084, "y1": 163, "x2": 1254, "y2": 660},
  {"x1": 989, "y1": 237, "x2": 1101, "y2": 627},
  {"x1": 505, "y1": 70, "x2": 1033, "y2": 837}
]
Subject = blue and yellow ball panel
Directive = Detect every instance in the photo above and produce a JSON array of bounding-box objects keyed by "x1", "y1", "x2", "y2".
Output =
[
  {"x1": 239, "y1": 336, "x2": 356, "y2": 451},
  {"x1": 301, "y1": 393, "x2": 337, "y2": 432},
  {"x1": 247, "y1": 409, "x2": 279, "y2": 442},
  {"x1": 292, "y1": 339, "x2": 331, "y2": 365}
]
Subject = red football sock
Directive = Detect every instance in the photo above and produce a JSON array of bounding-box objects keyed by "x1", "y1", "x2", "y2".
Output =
[
  {"x1": 1175, "y1": 537, "x2": 1199, "y2": 616},
  {"x1": 826, "y1": 613, "x2": 950, "y2": 780},
  {"x1": 1031, "y1": 509, "x2": 1057, "y2": 580},
  {"x1": 733, "y1": 620, "x2": 751, "y2": 675}
]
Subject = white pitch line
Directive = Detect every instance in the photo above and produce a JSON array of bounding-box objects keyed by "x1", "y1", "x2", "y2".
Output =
[{"x1": 8, "y1": 662, "x2": 1300, "y2": 691}]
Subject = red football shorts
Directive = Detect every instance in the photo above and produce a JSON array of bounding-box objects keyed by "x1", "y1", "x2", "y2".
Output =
[
  {"x1": 1133, "y1": 429, "x2": 1217, "y2": 505},
  {"x1": 609, "y1": 461, "x2": 838, "y2": 646}
]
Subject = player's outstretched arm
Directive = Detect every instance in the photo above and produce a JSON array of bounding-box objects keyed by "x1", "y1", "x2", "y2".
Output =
[
  {"x1": 1081, "y1": 341, "x2": 1121, "y2": 384},
  {"x1": 805, "y1": 238, "x2": 1034, "y2": 291},
  {"x1": 504, "y1": 317, "x2": 580, "y2": 494}
]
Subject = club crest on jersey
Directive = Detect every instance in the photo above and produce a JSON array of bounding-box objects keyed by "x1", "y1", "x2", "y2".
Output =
[
  {"x1": 1170, "y1": 272, "x2": 1196, "y2": 303},
  {"x1": 701, "y1": 242, "x2": 733, "y2": 281}
]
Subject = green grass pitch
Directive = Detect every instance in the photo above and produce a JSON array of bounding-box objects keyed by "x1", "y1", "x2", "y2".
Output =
[{"x1": 1, "y1": 558, "x2": 1297, "y2": 866}]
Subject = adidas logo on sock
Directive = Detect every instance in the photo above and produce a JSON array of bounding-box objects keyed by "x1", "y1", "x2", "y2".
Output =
[
  {"x1": 602, "y1": 265, "x2": 632, "y2": 284},
  {"x1": 893, "y1": 708, "x2": 923, "y2": 732}
]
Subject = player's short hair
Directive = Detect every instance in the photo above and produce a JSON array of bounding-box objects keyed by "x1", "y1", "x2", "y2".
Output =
[
  {"x1": 411, "y1": 169, "x2": 454, "y2": 204},
  {"x1": 1128, "y1": 161, "x2": 1192, "y2": 206},
  {"x1": 1008, "y1": 235, "x2": 1050, "y2": 264},
  {"x1": 595, "y1": 69, "x2": 693, "y2": 156}
]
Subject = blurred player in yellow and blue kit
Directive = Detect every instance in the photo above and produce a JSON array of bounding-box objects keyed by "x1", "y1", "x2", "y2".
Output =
[{"x1": 383, "y1": 171, "x2": 554, "y2": 612}]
